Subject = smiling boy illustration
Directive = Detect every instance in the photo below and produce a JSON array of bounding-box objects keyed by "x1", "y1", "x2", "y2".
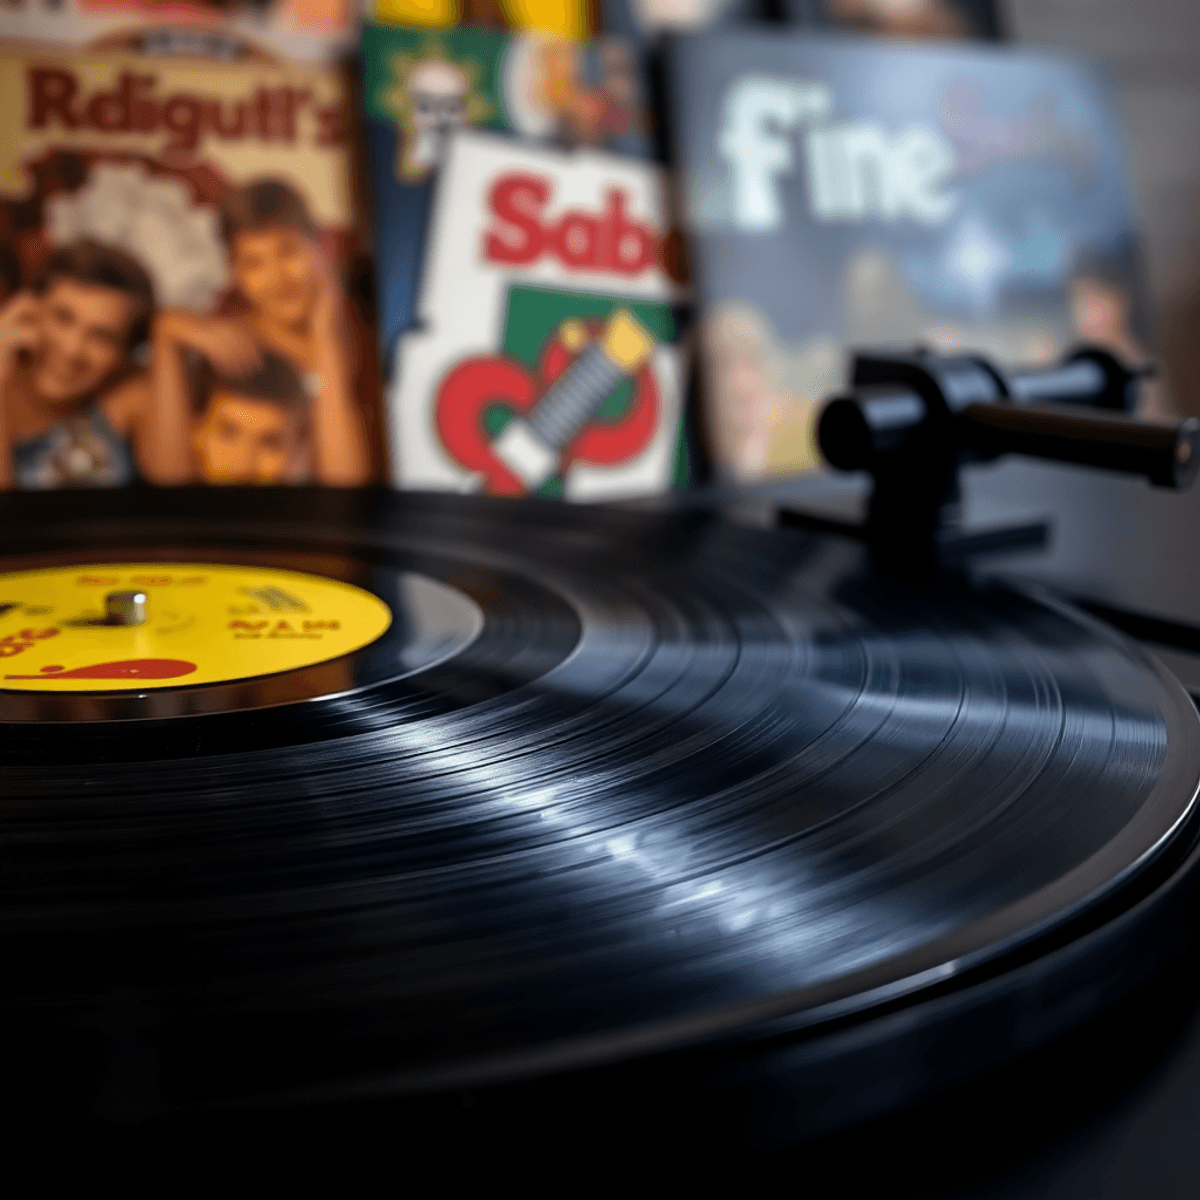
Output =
[
  {"x1": 153, "y1": 178, "x2": 371, "y2": 487},
  {"x1": 0, "y1": 239, "x2": 193, "y2": 489},
  {"x1": 189, "y1": 351, "x2": 310, "y2": 485}
]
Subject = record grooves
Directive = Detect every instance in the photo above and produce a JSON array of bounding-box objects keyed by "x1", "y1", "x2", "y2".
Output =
[{"x1": 4, "y1": 487, "x2": 1200, "y2": 1135}]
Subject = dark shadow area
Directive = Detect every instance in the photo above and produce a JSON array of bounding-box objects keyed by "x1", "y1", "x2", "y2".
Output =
[{"x1": 19, "y1": 953, "x2": 1200, "y2": 1196}]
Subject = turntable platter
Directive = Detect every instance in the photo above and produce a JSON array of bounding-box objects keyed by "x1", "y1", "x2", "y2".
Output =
[{"x1": 3, "y1": 488, "x2": 1199, "y2": 1126}]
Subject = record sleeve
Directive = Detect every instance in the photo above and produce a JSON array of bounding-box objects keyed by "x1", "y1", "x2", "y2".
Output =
[
  {"x1": 0, "y1": 43, "x2": 382, "y2": 490},
  {"x1": 361, "y1": 21, "x2": 655, "y2": 355},
  {"x1": 668, "y1": 33, "x2": 1156, "y2": 484},
  {"x1": 784, "y1": 0, "x2": 1002, "y2": 39},
  {"x1": 388, "y1": 129, "x2": 688, "y2": 500},
  {"x1": 367, "y1": 0, "x2": 591, "y2": 38},
  {"x1": 0, "y1": 0, "x2": 358, "y2": 63}
]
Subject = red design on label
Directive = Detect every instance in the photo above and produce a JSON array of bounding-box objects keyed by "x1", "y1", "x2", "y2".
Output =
[
  {"x1": 435, "y1": 318, "x2": 658, "y2": 496},
  {"x1": 0, "y1": 626, "x2": 60, "y2": 658},
  {"x1": 483, "y1": 175, "x2": 660, "y2": 277},
  {"x1": 5, "y1": 658, "x2": 197, "y2": 680}
]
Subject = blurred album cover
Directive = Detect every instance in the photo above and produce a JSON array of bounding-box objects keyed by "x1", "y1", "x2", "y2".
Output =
[
  {"x1": 787, "y1": 0, "x2": 1001, "y2": 39},
  {"x1": 390, "y1": 129, "x2": 687, "y2": 500},
  {"x1": 600, "y1": 0, "x2": 759, "y2": 42},
  {"x1": 369, "y1": 0, "x2": 591, "y2": 39},
  {"x1": 669, "y1": 32, "x2": 1153, "y2": 483},
  {"x1": 0, "y1": 45, "x2": 380, "y2": 490},
  {"x1": 361, "y1": 21, "x2": 653, "y2": 356},
  {"x1": 0, "y1": 0, "x2": 357, "y2": 63}
]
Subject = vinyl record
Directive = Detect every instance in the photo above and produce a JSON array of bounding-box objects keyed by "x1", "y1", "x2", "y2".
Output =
[{"x1": 3, "y1": 487, "x2": 1200, "y2": 1133}]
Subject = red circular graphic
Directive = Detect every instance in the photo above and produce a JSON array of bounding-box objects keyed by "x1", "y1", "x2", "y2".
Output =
[{"x1": 434, "y1": 318, "x2": 660, "y2": 495}]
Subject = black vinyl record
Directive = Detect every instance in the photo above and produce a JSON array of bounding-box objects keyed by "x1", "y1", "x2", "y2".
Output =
[{"x1": 3, "y1": 487, "x2": 1200, "y2": 1134}]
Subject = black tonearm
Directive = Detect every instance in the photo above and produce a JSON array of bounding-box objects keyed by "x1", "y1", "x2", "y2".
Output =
[{"x1": 787, "y1": 345, "x2": 1199, "y2": 570}]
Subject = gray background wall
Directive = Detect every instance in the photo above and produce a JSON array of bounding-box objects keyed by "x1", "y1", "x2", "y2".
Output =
[{"x1": 1004, "y1": 0, "x2": 1200, "y2": 414}]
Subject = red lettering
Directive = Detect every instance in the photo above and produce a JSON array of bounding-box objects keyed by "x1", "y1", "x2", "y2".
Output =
[
  {"x1": 161, "y1": 95, "x2": 203, "y2": 152},
  {"x1": 24, "y1": 68, "x2": 317, "y2": 154},
  {"x1": 483, "y1": 174, "x2": 661, "y2": 278},
  {"x1": 302, "y1": 620, "x2": 340, "y2": 631},
  {"x1": 484, "y1": 174, "x2": 549, "y2": 265},
  {"x1": 30, "y1": 67, "x2": 80, "y2": 130},
  {"x1": 603, "y1": 189, "x2": 655, "y2": 275},
  {"x1": 552, "y1": 210, "x2": 601, "y2": 270},
  {"x1": 315, "y1": 102, "x2": 345, "y2": 146},
  {"x1": 276, "y1": 87, "x2": 310, "y2": 141},
  {"x1": 229, "y1": 620, "x2": 268, "y2": 631},
  {"x1": 84, "y1": 71, "x2": 141, "y2": 134},
  {"x1": 0, "y1": 627, "x2": 59, "y2": 659},
  {"x1": 0, "y1": 628, "x2": 56, "y2": 642},
  {"x1": 208, "y1": 99, "x2": 247, "y2": 139},
  {"x1": 253, "y1": 87, "x2": 273, "y2": 139},
  {"x1": 258, "y1": 87, "x2": 281, "y2": 139},
  {"x1": 130, "y1": 73, "x2": 158, "y2": 133}
]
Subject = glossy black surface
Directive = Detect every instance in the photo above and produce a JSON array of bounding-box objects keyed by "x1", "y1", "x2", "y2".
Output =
[{"x1": 3, "y1": 488, "x2": 1199, "y2": 1124}]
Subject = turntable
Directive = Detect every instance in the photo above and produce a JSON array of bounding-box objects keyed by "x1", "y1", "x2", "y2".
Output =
[{"x1": 4, "y1": 348, "x2": 1200, "y2": 1194}]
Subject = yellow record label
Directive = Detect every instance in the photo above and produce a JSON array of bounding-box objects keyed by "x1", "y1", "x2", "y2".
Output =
[{"x1": 0, "y1": 563, "x2": 393, "y2": 692}]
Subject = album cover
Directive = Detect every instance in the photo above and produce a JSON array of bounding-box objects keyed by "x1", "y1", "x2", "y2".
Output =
[
  {"x1": 784, "y1": 0, "x2": 1002, "y2": 39},
  {"x1": 669, "y1": 32, "x2": 1151, "y2": 482},
  {"x1": 369, "y1": 0, "x2": 590, "y2": 39},
  {"x1": 361, "y1": 21, "x2": 652, "y2": 357},
  {"x1": 0, "y1": 0, "x2": 360, "y2": 62},
  {"x1": 599, "y1": 0, "x2": 758, "y2": 43},
  {"x1": 0, "y1": 45, "x2": 381, "y2": 490},
  {"x1": 390, "y1": 129, "x2": 687, "y2": 500}
]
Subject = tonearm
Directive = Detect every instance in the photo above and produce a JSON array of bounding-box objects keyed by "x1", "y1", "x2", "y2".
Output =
[{"x1": 784, "y1": 346, "x2": 1199, "y2": 572}]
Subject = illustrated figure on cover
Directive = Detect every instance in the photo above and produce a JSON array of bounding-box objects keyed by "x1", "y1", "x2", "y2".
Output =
[
  {"x1": 0, "y1": 239, "x2": 191, "y2": 490},
  {"x1": 151, "y1": 180, "x2": 372, "y2": 487}
]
